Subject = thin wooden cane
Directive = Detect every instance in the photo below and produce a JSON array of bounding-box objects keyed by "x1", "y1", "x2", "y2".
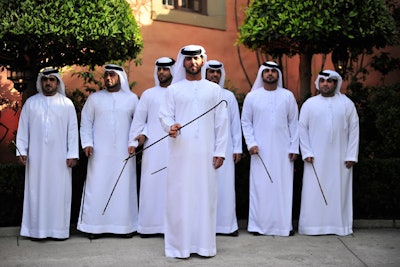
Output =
[
  {"x1": 80, "y1": 180, "x2": 87, "y2": 223},
  {"x1": 256, "y1": 152, "x2": 273, "y2": 183},
  {"x1": 311, "y1": 162, "x2": 328, "y2": 206}
]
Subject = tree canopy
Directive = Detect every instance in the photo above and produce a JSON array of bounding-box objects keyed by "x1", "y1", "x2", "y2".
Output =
[
  {"x1": 0, "y1": 0, "x2": 143, "y2": 71},
  {"x1": 238, "y1": 0, "x2": 398, "y2": 102}
]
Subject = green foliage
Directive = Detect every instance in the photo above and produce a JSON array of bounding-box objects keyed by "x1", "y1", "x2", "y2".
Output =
[
  {"x1": 369, "y1": 83, "x2": 400, "y2": 157},
  {"x1": 67, "y1": 88, "x2": 88, "y2": 121},
  {"x1": 225, "y1": 78, "x2": 246, "y2": 112},
  {"x1": 71, "y1": 70, "x2": 103, "y2": 94},
  {"x1": 238, "y1": 0, "x2": 398, "y2": 56},
  {"x1": 353, "y1": 158, "x2": 400, "y2": 219},
  {"x1": 0, "y1": 0, "x2": 143, "y2": 70},
  {"x1": 237, "y1": 0, "x2": 398, "y2": 104},
  {"x1": 349, "y1": 82, "x2": 400, "y2": 159},
  {"x1": 371, "y1": 52, "x2": 400, "y2": 77},
  {"x1": 0, "y1": 163, "x2": 24, "y2": 227}
]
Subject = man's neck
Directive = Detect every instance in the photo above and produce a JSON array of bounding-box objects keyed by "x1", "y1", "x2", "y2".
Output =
[
  {"x1": 321, "y1": 93, "x2": 335, "y2": 97},
  {"x1": 186, "y1": 73, "x2": 202, "y2": 81},
  {"x1": 43, "y1": 92, "x2": 57, "y2": 97},
  {"x1": 160, "y1": 82, "x2": 172, "y2": 88},
  {"x1": 106, "y1": 86, "x2": 121, "y2": 92},
  {"x1": 263, "y1": 83, "x2": 278, "y2": 91}
]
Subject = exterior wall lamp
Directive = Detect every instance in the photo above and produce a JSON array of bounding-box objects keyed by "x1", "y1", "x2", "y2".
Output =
[
  {"x1": 331, "y1": 47, "x2": 349, "y2": 79},
  {"x1": 6, "y1": 67, "x2": 33, "y2": 92}
]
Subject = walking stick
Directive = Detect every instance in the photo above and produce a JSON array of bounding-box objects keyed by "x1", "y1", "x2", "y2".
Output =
[
  {"x1": 80, "y1": 180, "x2": 87, "y2": 223},
  {"x1": 151, "y1": 166, "x2": 167, "y2": 175},
  {"x1": 11, "y1": 141, "x2": 22, "y2": 157},
  {"x1": 311, "y1": 162, "x2": 328, "y2": 206},
  {"x1": 256, "y1": 152, "x2": 273, "y2": 183}
]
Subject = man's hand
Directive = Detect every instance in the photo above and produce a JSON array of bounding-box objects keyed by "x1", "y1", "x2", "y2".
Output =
[
  {"x1": 233, "y1": 153, "x2": 242, "y2": 164},
  {"x1": 66, "y1": 158, "x2": 78, "y2": 168},
  {"x1": 169, "y1": 123, "x2": 181, "y2": 138},
  {"x1": 18, "y1": 156, "x2": 27, "y2": 166},
  {"x1": 83, "y1": 146, "x2": 93, "y2": 157},
  {"x1": 135, "y1": 134, "x2": 147, "y2": 147},
  {"x1": 128, "y1": 146, "x2": 136, "y2": 155},
  {"x1": 249, "y1": 146, "x2": 259, "y2": 155},
  {"x1": 305, "y1": 157, "x2": 314, "y2": 163},
  {"x1": 289, "y1": 153, "x2": 298, "y2": 162},
  {"x1": 345, "y1": 161, "x2": 355, "y2": 169},
  {"x1": 213, "y1": 156, "x2": 225, "y2": 169}
]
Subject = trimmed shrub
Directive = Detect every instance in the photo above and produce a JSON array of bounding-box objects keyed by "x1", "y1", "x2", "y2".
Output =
[{"x1": 0, "y1": 163, "x2": 24, "y2": 227}]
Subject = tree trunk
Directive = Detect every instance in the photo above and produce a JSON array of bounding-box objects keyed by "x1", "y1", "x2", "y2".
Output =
[
  {"x1": 21, "y1": 67, "x2": 39, "y2": 105},
  {"x1": 299, "y1": 52, "x2": 313, "y2": 105}
]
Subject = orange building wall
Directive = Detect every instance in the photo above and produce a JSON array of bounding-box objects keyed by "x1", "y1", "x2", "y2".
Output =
[{"x1": 0, "y1": 72, "x2": 21, "y2": 163}]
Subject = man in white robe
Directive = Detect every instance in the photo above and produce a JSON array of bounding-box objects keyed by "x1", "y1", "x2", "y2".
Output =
[
  {"x1": 128, "y1": 57, "x2": 175, "y2": 237},
  {"x1": 298, "y1": 70, "x2": 359, "y2": 236},
  {"x1": 159, "y1": 45, "x2": 228, "y2": 258},
  {"x1": 205, "y1": 60, "x2": 242, "y2": 236},
  {"x1": 241, "y1": 61, "x2": 299, "y2": 236},
  {"x1": 78, "y1": 64, "x2": 139, "y2": 239},
  {"x1": 16, "y1": 68, "x2": 79, "y2": 240}
]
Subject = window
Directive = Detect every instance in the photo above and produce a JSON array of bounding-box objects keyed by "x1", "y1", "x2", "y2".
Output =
[
  {"x1": 162, "y1": 0, "x2": 206, "y2": 14},
  {"x1": 179, "y1": 0, "x2": 206, "y2": 14},
  {"x1": 154, "y1": 0, "x2": 225, "y2": 30},
  {"x1": 162, "y1": 0, "x2": 173, "y2": 7}
]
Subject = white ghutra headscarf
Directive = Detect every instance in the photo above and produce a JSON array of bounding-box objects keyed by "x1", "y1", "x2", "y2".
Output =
[
  {"x1": 104, "y1": 64, "x2": 131, "y2": 93},
  {"x1": 315, "y1": 70, "x2": 347, "y2": 137},
  {"x1": 205, "y1": 59, "x2": 226, "y2": 87},
  {"x1": 154, "y1": 57, "x2": 176, "y2": 87},
  {"x1": 36, "y1": 67, "x2": 65, "y2": 95},
  {"x1": 315, "y1": 70, "x2": 343, "y2": 94},
  {"x1": 171, "y1": 45, "x2": 207, "y2": 84},
  {"x1": 250, "y1": 61, "x2": 283, "y2": 92}
]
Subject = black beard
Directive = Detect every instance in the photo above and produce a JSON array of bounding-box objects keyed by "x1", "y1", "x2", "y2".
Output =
[
  {"x1": 106, "y1": 82, "x2": 120, "y2": 92},
  {"x1": 263, "y1": 78, "x2": 278, "y2": 85},
  {"x1": 159, "y1": 75, "x2": 172, "y2": 87},
  {"x1": 186, "y1": 67, "x2": 201, "y2": 76}
]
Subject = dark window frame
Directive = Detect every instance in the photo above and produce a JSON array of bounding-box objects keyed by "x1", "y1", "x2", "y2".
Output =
[
  {"x1": 155, "y1": 0, "x2": 226, "y2": 30},
  {"x1": 175, "y1": 0, "x2": 208, "y2": 15},
  {"x1": 162, "y1": 0, "x2": 208, "y2": 15}
]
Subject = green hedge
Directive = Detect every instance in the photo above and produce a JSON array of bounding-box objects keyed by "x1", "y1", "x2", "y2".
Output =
[
  {"x1": 0, "y1": 155, "x2": 88, "y2": 227},
  {"x1": 353, "y1": 158, "x2": 400, "y2": 219},
  {"x1": 1, "y1": 157, "x2": 399, "y2": 227},
  {"x1": 0, "y1": 163, "x2": 24, "y2": 227}
]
